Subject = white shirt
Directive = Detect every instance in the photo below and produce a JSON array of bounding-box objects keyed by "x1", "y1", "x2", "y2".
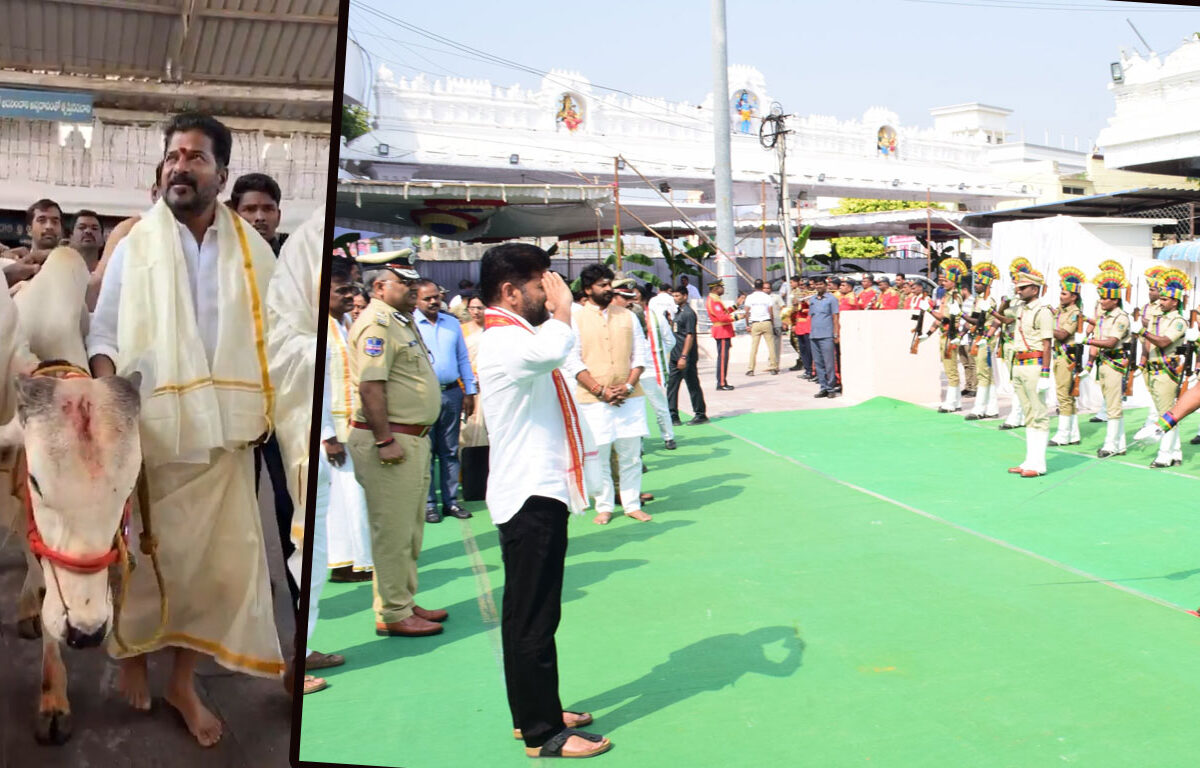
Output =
[
  {"x1": 563, "y1": 304, "x2": 650, "y2": 381},
  {"x1": 88, "y1": 218, "x2": 222, "y2": 364},
  {"x1": 744, "y1": 290, "x2": 775, "y2": 323},
  {"x1": 477, "y1": 314, "x2": 576, "y2": 525},
  {"x1": 647, "y1": 291, "x2": 677, "y2": 324},
  {"x1": 685, "y1": 283, "x2": 701, "y2": 301}
]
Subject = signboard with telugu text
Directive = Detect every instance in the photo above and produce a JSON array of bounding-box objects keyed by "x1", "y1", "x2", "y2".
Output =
[{"x1": 0, "y1": 88, "x2": 92, "y2": 123}]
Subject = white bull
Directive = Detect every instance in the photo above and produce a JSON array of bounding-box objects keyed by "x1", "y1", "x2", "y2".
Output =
[{"x1": 1, "y1": 246, "x2": 144, "y2": 744}]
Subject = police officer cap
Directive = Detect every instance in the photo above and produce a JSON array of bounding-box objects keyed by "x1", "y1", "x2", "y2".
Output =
[{"x1": 358, "y1": 248, "x2": 419, "y2": 280}]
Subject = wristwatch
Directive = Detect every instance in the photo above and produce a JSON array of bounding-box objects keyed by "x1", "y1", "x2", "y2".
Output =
[{"x1": 624, "y1": 382, "x2": 634, "y2": 394}]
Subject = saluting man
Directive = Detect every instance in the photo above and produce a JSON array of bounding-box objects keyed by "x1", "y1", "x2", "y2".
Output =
[
  {"x1": 1087, "y1": 269, "x2": 1132, "y2": 457},
  {"x1": 1006, "y1": 269, "x2": 1054, "y2": 477},
  {"x1": 346, "y1": 252, "x2": 448, "y2": 637},
  {"x1": 1139, "y1": 269, "x2": 1190, "y2": 468},
  {"x1": 1050, "y1": 266, "x2": 1086, "y2": 446},
  {"x1": 964, "y1": 262, "x2": 1000, "y2": 421}
]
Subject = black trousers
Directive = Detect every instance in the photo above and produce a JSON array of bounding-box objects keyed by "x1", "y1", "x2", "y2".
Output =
[
  {"x1": 714, "y1": 337, "x2": 732, "y2": 387},
  {"x1": 667, "y1": 355, "x2": 706, "y2": 419},
  {"x1": 254, "y1": 435, "x2": 299, "y2": 607},
  {"x1": 498, "y1": 496, "x2": 569, "y2": 748},
  {"x1": 797, "y1": 334, "x2": 813, "y2": 375}
]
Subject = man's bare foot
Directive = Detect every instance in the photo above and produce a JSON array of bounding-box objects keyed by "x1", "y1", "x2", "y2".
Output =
[
  {"x1": 117, "y1": 657, "x2": 151, "y2": 711},
  {"x1": 624, "y1": 509, "x2": 652, "y2": 522},
  {"x1": 164, "y1": 681, "x2": 223, "y2": 747},
  {"x1": 592, "y1": 512, "x2": 612, "y2": 525}
]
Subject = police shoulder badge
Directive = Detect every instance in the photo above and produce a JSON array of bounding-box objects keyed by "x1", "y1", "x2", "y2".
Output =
[
  {"x1": 374, "y1": 311, "x2": 390, "y2": 327},
  {"x1": 364, "y1": 337, "x2": 385, "y2": 357}
]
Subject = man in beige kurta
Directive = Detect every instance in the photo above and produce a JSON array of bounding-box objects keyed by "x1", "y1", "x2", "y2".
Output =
[{"x1": 87, "y1": 113, "x2": 282, "y2": 747}]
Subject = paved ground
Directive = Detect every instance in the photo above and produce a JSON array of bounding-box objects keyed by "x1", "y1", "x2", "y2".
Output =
[{"x1": 0, "y1": 474, "x2": 296, "y2": 768}]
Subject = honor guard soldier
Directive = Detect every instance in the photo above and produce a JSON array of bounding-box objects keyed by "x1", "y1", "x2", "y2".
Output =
[
  {"x1": 1006, "y1": 268, "x2": 1054, "y2": 477},
  {"x1": 1050, "y1": 266, "x2": 1086, "y2": 446},
  {"x1": 1085, "y1": 260, "x2": 1126, "y2": 424},
  {"x1": 1138, "y1": 269, "x2": 1190, "y2": 467},
  {"x1": 346, "y1": 251, "x2": 449, "y2": 637},
  {"x1": 997, "y1": 258, "x2": 1032, "y2": 429},
  {"x1": 1086, "y1": 269, "x2": 1133, "y2": 457},
  {"x1": 965, "y1": 262, "x2": 1001, "y2": 420},
  {"x1": 932, "y1": 257, "x2": 968, "y2": 413},
  {"x1": 1139, "y1": 265, "x2": 1166, "y2": 432}
]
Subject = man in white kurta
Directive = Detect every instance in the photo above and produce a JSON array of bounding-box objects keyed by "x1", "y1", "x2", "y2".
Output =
[
  {"x1": 636, "y1": 284, "x2": 676, "y2": 449},
  {"x1": 566, "y1": 266, "x2": 650, "y2": 525},
  {"x1": 323, "y1": 258, "x2": 374, "y2": 581},
  {"x1": 87, "y1": 114, "x2": 282, "y2": 747}
]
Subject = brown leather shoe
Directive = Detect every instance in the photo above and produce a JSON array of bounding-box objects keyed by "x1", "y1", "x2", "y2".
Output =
[
  {"x1": 375, "y1": 615, "x2": 443, "y2": 637},
  {"x1": 413, "y1": 605, "x2": 448, "y2": 622}
]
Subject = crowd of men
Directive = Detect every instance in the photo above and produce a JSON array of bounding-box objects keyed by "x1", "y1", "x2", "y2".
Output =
[
  {"x1": 911, "y1": 256, "x2": 1200, "y2": 476},
  {"x1": 2, "y1": 112, "x2": 321, "y2": 746},
  {"x1": 321, "y1": 243, "x2": 799, "y2": 757}
]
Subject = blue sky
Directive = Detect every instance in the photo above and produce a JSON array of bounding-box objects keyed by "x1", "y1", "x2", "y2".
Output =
[{"x1": 347, "y1": 0, "x2": 1199, "y2": 151}]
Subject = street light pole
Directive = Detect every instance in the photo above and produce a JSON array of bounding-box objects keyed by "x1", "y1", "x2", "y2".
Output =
[{"x1": 711, "y1": 0, "x2": 737, "y2": 292}]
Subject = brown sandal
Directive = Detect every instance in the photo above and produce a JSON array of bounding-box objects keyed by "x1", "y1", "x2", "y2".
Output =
[
  {"x1": 303, "y1": 675, "x2": 328, "y2": 695},
  {"x1": 514, "y1": 711, "x2": 593, "y2": 740}
]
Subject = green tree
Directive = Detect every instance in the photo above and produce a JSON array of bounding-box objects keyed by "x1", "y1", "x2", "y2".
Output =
[
  {"x1": 829, "y1": 198, "x2": 942, "y2": 262},
  {"x1": 342, "y1": 104, "x2": 371, "y2": 141},
  {"x1": 658, "y1": 239, "x2": 707, "y2": 286}
]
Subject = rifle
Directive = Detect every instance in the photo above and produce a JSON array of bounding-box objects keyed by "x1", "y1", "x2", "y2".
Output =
[
  {"x1": 967, "y1": 309, "x2": 986, "y2": 356},
  {"x1": 909, "y1": 306, "x2": 925, "y2": 355},
  {"x1": 1122, "y1": 334, "x2": 1137, "y2": 397},
  {"x1": 1179, "y1": 308, "x2": 1199, "y2": 398}
]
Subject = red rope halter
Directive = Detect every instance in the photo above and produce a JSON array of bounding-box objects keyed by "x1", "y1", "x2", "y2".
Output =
[{"x1": 21, "y1": 362, "x2": 132, "y2": 574}]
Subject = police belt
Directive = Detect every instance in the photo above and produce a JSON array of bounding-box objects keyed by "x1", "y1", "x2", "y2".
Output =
[
  {"x1": 1013, "y1": 351, "x2": 1043, "y2": 362},
  {"x1": 1146, "y1": 359, "x2": 1183, "y2": 373},
  {"x1": 350, "y1": 420, "x2": 432, "y2": 438}
]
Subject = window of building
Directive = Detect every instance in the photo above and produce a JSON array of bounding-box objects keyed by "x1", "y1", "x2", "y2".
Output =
[{"x1": 1062, "y1": 186, "x2": 1086, "y2": 195}]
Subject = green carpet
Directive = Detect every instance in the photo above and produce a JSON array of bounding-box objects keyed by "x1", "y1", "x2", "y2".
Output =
[{"x1": 299, "y1": 399, "x2": 1200, "y2": 767}]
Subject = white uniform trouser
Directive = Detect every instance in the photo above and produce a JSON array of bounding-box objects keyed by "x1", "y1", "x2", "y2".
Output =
[
  {"x1": 295, "y1": 450, "x2": 330, "y2": 657},
  {"x1": 641, "y1": 379, "x2": 675, "y2": 442},
  {"x1": 588, "y1": 436, "x2": 643, "y2": 515},
  {"x1": 327, "y1": 452, "x2": 374, "y2": 571}
]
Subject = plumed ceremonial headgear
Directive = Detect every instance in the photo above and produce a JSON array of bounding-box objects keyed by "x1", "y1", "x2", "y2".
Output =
[
  {"x1": 972, "y1": 262, "x2": 1000, "y2": 286},
  {"x1": 1145, "y1": 264, "x2": 1166, "y2": 289},
  {"x1": 940, "y1": 257, "x2": 967, "y2": 284},
  {"x1": 1097, "y1": 260, "x2": 1125, "y2": 279},
  {"x1": 1092, "y1": 269, "x2": 1129, "y2": 300},
  {"x1": 1157, "y1": 268, "x2": 1190, "y2": 301},
  {"x1": 1008, "y1": 257, "x2": 1032, "y2": 279},
  {"x1": 1058, "y1": 265, "x2": 1085, "y2": 295}
]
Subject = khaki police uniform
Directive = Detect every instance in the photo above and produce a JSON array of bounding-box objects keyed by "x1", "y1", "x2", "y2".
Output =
[
  {"x1": 347, "y1": 297, "x2": 441, "y2": 624},
  {"x1": 959, "y1": 293, "x2": 979, "y2": 392},
  {"x1": 1093, "y1": 307, "x2": 1131, "y2": 419},
  {"x1": 1145, "y1": 308, "x2": 1188, "y2": 425},
  {"x1": 1010, "y1": 298, "x2": 1054, "y2": 430},
  {"x1": 1052, "y1": 304, "x2": 1082, "y2": 416},
  {"x1": 1140, "y1": 300, "x2": 1162, "y2": 392},
  {"x1": 938, "y1": 295, "x2": 961, "y2": 390},
  {"x1": 969, "y1": 294, "x2": 996, "y2": 389}
]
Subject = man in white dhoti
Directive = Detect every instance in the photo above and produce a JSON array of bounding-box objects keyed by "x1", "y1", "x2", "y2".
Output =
[
  {"x1": 323, "y1": 258, "x2": 374, "y2": 583},
  {"x1": 87, "y1": 113, "x2": 283, "y2": 747},
  {"x1": 565, "y1": 264, "x2": 651, "y2": 525},
  {"x1": 264, "y1": 204, "x2": 340, "y2": 694}
]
